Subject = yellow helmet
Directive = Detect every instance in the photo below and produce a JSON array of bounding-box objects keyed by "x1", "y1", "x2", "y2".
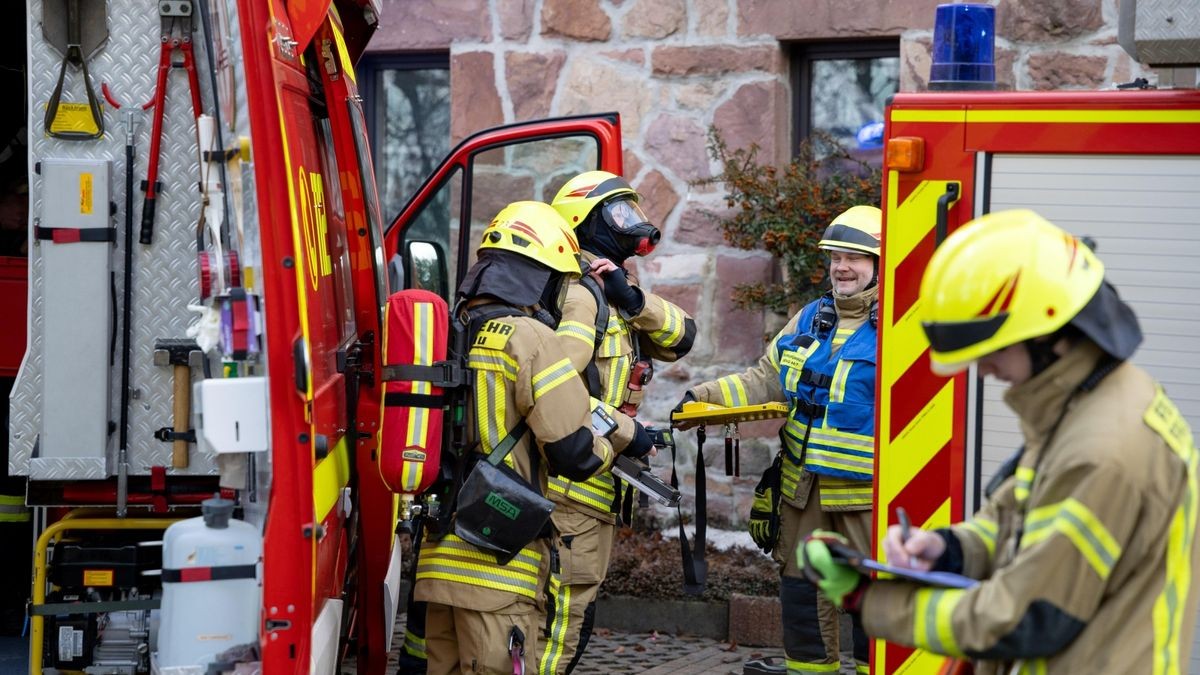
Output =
[
  {"x1": 818, "y1": 205, "x2": 883, "y2": 256},
  {"x1": 479, "y1": 201, "x2": 581, "y2": 275},
  {"x1": 551, "y1": 170, "x2": 640, "y2": 229},
  {"x1": 919, "y1": 209, "x2": 1105, "y2": 376}
]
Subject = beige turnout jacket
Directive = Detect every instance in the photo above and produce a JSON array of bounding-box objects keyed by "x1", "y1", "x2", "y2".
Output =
[{"x1": 863, "y1": 343, "x2": 1200, "y2": 675}]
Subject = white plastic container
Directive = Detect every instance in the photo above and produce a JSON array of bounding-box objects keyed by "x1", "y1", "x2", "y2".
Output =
[{"x1": 157, "y1": 498, "x2": 262, "y2": 668}]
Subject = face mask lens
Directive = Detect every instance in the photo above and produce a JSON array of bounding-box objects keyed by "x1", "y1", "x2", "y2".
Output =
[{"x1": 601, "y1": 198, "x2": 650, "y2": 233}]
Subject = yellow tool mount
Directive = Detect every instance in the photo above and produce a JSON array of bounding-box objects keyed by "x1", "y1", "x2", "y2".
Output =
[{"x1": 670, "y1": 401, "x2": 790, "y2": 426}]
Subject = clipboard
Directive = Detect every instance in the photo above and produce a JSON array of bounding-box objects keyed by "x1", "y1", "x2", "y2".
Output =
[{"x1": 830, "y1": 542, "x2": 978, "y2": 589}]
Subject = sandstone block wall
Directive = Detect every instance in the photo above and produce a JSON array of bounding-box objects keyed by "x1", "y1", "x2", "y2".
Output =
[{"x1": 367, "y1": 0, "x2": 1151, "y2": 527}]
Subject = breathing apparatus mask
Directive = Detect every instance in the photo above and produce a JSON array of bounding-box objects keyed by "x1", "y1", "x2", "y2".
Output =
[{"x1": 590, "y1": 196, "x2": 660, "y2": 260}]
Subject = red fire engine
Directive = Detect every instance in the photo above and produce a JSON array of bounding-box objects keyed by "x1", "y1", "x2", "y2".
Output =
[
  {"x1": 874, "y1": 7, "x2": 1200, "y2": 672},
  {"x1": 5, "y1": 1, "x2": 623, "y2": 673}
]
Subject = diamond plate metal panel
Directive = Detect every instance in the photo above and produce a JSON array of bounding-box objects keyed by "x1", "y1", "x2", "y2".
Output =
[
  {"x1": 14, "y1": 0, "x2": 258, "y2": 480},
  {"x1": 1120, "y1": 0, "x2": 1200, "y2": 65}
]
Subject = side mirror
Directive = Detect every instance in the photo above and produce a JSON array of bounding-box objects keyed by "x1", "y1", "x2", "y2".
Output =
[{"x1": 401, "y1": 240, "x2": 448, "y2": 299}]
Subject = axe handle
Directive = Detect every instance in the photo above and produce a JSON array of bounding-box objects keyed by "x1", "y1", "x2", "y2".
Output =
[{"x1": 172, "y1": 364, "x2": 190, "y2": 468}]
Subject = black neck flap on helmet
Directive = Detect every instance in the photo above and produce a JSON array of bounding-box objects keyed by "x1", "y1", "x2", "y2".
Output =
[{"x1": 458, "y1": 250, "x2": 569, "y2": 329}]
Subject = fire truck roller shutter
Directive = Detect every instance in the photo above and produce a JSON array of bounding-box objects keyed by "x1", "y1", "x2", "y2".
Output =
[{"x1": 975, "y1": 153, "x2": 1200, "y2": 672}]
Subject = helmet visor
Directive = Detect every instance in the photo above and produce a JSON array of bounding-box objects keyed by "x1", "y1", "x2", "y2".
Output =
[{"x1": 600, "y1": 198, "x2": 652, "y2": 234}]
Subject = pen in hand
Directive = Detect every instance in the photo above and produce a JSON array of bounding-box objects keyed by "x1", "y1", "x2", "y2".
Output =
[{"x1": 898, "y1": 507, "x2": 911, "y2": 544}]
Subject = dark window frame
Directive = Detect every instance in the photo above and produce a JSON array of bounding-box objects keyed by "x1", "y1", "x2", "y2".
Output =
[
  {"x1": 357, "y1": 51, "x2": 450, "y2": 153},
  {"x1": 791, "y1": 39, "x2": 900, "y2": 144}
]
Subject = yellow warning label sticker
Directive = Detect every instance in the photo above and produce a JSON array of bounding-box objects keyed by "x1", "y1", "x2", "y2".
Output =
[
  {"x1": 48, "y1": 102, "x2": 102, "y2": 136},
  {"x1": 79, "y1": 173, "x2": 93, "y2": 215},
  {"x1": 82, "y1": 569, "x2": 114, "y2": 587}
]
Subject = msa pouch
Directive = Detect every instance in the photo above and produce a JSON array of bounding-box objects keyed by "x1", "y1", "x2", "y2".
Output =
[{"x1": 453, "y1": 422, "x2": 555, "y2": 565}]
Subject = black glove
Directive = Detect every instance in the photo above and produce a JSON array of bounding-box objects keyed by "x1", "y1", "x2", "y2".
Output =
[
  {"x1": 673, "y1": 391, "x2": 696, "y2": 415},
  {"x1": 602, "y1": 268, "x2": 645, "y2": 316},
  {"x1": 624, "y1": 421, "x2": 654, "y2": 459}
]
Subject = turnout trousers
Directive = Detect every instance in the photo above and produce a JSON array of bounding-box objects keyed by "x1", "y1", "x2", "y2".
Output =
[
  {"x1": 425, "y1": 602, "x2": 540, "y2": 675},
  {"x1": 776, "y1": 481, "x2": 872, "y2": 675},
  {"x1": 538, "y1": 508, "x2": 615, "y2": 674}
]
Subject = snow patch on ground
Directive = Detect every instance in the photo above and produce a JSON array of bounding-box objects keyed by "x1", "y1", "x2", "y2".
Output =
[{"x1": 658, "y1": 525, "x2": 772, "y2": 557}]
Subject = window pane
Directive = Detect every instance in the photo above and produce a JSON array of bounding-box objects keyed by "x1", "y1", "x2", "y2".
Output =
[
  {"x1": 468, "y1": 138, "x2": 599, "y2": 270},
  {"x1": 401, "y1": 167, "x2": 462, "y2": 288},
  {"x1": 371, "y1": 67, "x2": 450, "y2": 223},
  {"x1": 810, "y1": 56, "x2": 898, "y2": 163}
]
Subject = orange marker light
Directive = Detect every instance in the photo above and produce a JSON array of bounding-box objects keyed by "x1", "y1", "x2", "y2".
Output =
[{"x1": 886, "y1": 136, "x2": 925, "y2": 172}]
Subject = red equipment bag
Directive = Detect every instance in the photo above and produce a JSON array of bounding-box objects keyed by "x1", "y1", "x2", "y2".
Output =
[{"x1": 379, "y1": 289, "x2": 449, "y2": 495}]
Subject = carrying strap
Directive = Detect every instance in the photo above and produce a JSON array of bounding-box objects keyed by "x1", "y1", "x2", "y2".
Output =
[
  {"x1": 579, "y1": 275, "x2": 609, "y2": 399},
  {"x1": 671, "y1": 427, "x2": 708, "y2": 595},
  {"x1": 35, "y1": 225, "x2": 116, "y2": 244},
  {"x1": 484, "y1": 421, "x2": 530, "y2": 467}
]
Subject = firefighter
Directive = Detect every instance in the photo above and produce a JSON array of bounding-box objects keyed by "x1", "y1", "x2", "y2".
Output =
[
  {"x1": 675, "y1": 205, "x2": 882, "y2": 675},
  {"x1": 800, "y1": 210, "x2": 1199, "y2": 674},
  {"x1": 413, "y1": 201, "x2": 641, "y2": 675},
  {"x1": 536, "y1": 171, "x2": 696, "y2": 674}
]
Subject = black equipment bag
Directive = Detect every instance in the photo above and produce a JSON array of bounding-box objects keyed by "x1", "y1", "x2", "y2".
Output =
[{"x1": 453, "y1": 421, "x2": 555, "y2": 565}]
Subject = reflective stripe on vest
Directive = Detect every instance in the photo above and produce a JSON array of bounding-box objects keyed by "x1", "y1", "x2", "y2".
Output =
[
  {"x1": 415, "y1": 534, "x2": 543, "y2": 599},
  {"x1": 818, "y1": 476, "x2": 872, "y2": 508}
]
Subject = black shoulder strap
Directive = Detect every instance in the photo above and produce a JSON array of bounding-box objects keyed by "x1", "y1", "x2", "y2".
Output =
[
  {"x1": 578, "y1": 276, "x2": 609, "y2": 398},
  {"x1": 671, "y1": 427, "x2": 707, "y2": 595}
]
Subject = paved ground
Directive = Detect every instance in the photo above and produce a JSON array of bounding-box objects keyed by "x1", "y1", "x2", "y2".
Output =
[{"x1": 341, "y1": 613, "x2": 874, "y2": 675}]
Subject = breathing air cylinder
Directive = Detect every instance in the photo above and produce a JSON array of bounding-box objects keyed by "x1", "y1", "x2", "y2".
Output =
[
  {"x1": 379, "y1": 289, "x2": 449, "y2": 495},
  {"x1": 157, "y1": 497, "x2": 261, "y2": 668}
]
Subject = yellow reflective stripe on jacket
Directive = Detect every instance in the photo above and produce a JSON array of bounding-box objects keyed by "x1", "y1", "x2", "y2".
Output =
[
  {"x1": 808, "y1": 426, "x2": 874, "y2": 453},
  {"x1": 913, "y1": 588, "x2": 966, "y2": 658},
  {"x1": 717, "y1": 375, "x2": 749, "y2": 407},
  {"x1": 784, "y1": 658, "x2": 839, "y2": 673},
  {"x1": 604, "y1": 355, "x2": 630, "y2": 407},
  {"x1": 817, "y1": 476, "x2": 872, "y2": 508},
  {"x1": 781, "y1": 456, "x2": 803, "y2": 501},
  {"x1": 548, "y1": 472, "x2": 617, "y2": 512},
  {"x1": 832, "y1": 326, "x2": 855, "y2": 350},
  {"x1": 468, "y1": 351, "x2": 519, "y2": 381},
  {"x1": 1015, "y1": 466, "x2": 1035, "y2": 503},
  {"x1": 649, "y1": 300, "x2": 684, "y2": 346},
  {"x1": 805, "y1": 449, "x2": 874, "y2": 476},
  {"x1": 533, "y1": 358, "x2": 576, "y2": 400},
  {"x1": 1145, "y1": 386, "x2": 1198, "y2": 675},
  {"x1": 598, "y1": 316, "x2": 627, "y2": 358},
  {"x1": 475, "y1": 370, "x2": 506, "y2": 453},
  {"x1": 416, "y1": 535, "x2": 543, "y2": 599},
  {"x1": 829, "y1": 361, "x2": 853, "y2": 403},
  {"x1": 1021, "y1": 498, "x2": 1121, "y2": 580},
  {"x1": 0, "y1": 494, "x2": 28, "y2": 523},
  {"x1": 556, "y1": 319, "x2": 597, "y2": 347},
  {"x1": 958, "y1": 516, "x2": 999, "y2": 557}
]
